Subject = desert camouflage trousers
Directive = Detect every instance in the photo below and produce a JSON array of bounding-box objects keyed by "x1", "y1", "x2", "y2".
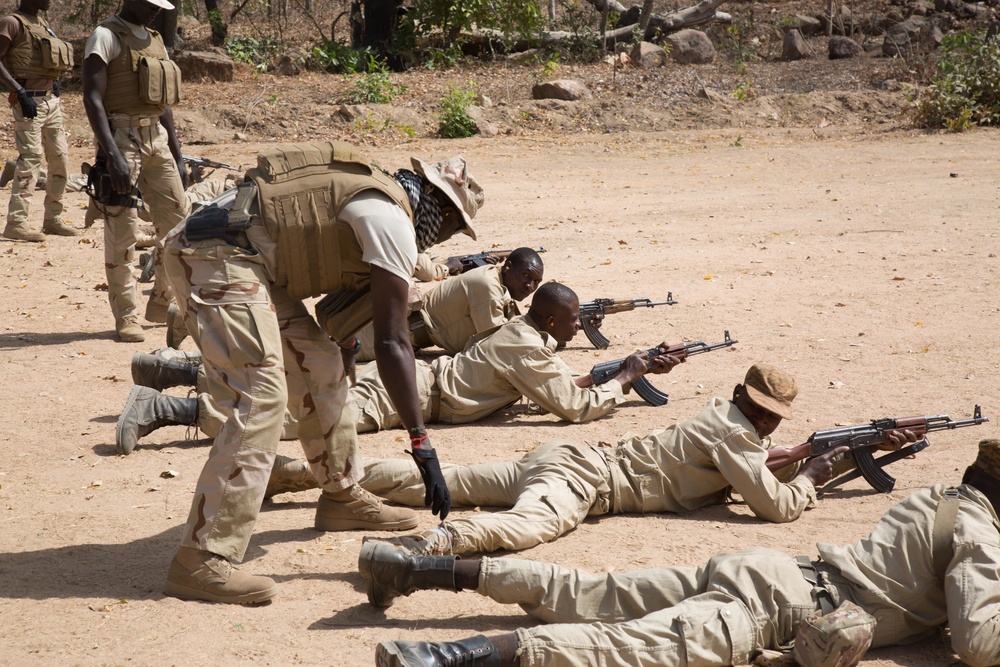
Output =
[
  {"x1": 7, "y1": 95, "x2": 68, "y2": 226},
  {"x1": 103, "y1": 123, "x2": 187, "y2": 323},
  {"x1": 479, "y1": 550, "x2": 821, "y2": 667},
  {"x1": 163, "y1": 231, "x2": 363, "y2": 562}
]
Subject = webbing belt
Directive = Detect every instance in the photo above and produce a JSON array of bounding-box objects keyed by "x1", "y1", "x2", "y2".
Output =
[{"x1": 796, "y1": 556, "x2": 836, "y2": 616}]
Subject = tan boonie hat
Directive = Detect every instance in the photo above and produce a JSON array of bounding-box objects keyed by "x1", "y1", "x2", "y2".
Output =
[
  {"x1": 411, "y1": 156, "x2": 483, "y2": 240},
  {"x1": 744, "y1": 363, "x2": 797, "y2": 420},
  {"x1": 141, "y1": 0, "x2": 177, "y2": 11},
  {"x1": 792, "y1": 601, "x2": 875, "y2": 667},
  {"x1": 972, "y1": 439, "x2": 1000, "y2": 480}
]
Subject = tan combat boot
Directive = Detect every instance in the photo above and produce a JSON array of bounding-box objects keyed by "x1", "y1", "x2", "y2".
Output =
[
  {"x1": 265, "y1": 454, "x2": 319, "y2": 499},
  {"x1": 166, "y1": 303, "x2": 189, "y2": 349},
  {"x1": 42, "y1": 218, "x2": 80, "y2": 236},
  {"x1": 145, "y1": 299, "x2": 169, "y2": 324},
  {"x1": 164, "y1": 547, "x2": 277, "y2": 605},
  {"x1": 116, "y1": 315, "x2": 146, "y2": 343},
  {"x1": 315, "y1": 485, "x2": 418, "y2": 532},
  {"x1": 2, "y1": 221, "x2": 45, "y2": 242}
]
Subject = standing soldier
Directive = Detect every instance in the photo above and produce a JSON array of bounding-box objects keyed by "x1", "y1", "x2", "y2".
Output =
[
  {"x1": 82, "y1": 0, "x2": 189, "y2": 343},
  {"x1": 0, "y1": 0, "x2": 77, "y2": 242}
]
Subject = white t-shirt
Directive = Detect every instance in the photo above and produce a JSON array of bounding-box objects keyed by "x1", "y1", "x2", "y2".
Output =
[
  {"x1": 83, "y1": 17, "x2": 153, "y2": 63},
  {"x1": 340, "y1": 190, "x2": 417, "y2": 283}
]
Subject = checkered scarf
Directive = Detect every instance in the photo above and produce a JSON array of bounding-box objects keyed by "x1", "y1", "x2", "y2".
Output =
[{"x1": 394, "y1": 169, "x2": 442, "y2": 253}]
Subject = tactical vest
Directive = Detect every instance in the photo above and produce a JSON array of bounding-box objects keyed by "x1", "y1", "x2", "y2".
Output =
[
  {"x1": 246, "y1": 141, "x2": 414, "y2": 301},
  {"x1": 101, "y1": 18, "x2": 181, "y2": 116},
  {"x1": 3, "y1": 13, "x2": 73, "y2": 81}
]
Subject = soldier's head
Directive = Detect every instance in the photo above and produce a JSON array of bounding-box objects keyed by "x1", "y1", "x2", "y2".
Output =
[
  {"x1": 733, "y1": 363, "x2": 797, "y2": 437},
  {"x1": 21, "y1": 0, "x2": 50, "y2": 14},
  {"x1": 528, "y1": 282, "x2": 580, "y2": 344},
  {"x1": 122, "y1": 0, "x2": 174, "y2": 25},
  {"x1": 962, "y1": 439, "x2": 1000, "y2": 507},
  {"x1": 407, "y1": 156, "x2": 484, "y2": 251},
  {"x1": 501, "y1": 248, "x2": 544, "y2": 301}
]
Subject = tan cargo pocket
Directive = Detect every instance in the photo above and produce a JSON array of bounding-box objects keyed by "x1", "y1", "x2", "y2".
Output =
[
  {"x1": 315, "y1": 286, "x2": 374, "y2": 342},
  {"x1": 40, "y1": 37, "x2": 73, "y2": 71},
  {"x1": 678, "y1": 598, "x2": 755, "y2": 665}
]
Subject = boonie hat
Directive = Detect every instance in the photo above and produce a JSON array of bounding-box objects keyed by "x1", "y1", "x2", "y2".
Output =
[
  {"x1": 744, "y1": 363, "x2": 797, "y2": 420},
  {"x1": 411, "y1": 156, "x2": 483, "y2": 240},
  {"x1": 140, "y1": 0, "x2": 176, "y2": 10},
  {"x1": 792, "y1": 601, "x2": 875, "y2": 667},
  {"x1": 972, "y1": 439, "x2": 1000, "y2": 480}
]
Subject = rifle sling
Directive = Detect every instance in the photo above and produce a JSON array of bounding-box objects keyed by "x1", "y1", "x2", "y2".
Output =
[{"x1": 932, "y1": 487, "x2": 960, "y2": 581}]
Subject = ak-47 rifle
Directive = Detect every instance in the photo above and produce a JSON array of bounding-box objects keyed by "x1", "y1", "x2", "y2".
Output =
[
  {"x1": 765, "y1": 405, "x2": 989, "y2": 493},
  {"x1": 588, "y1": 331, "x2": 737, "y2": 406},
  {"x1": 447, "y1": 247, "x2": 547, "y2": 275},
  {"x1": 182, "y1": 156, "x2": 238, "y2": 183},
  {"x1": 579, "y1": 295, "x2": 678, "y2": 349}
]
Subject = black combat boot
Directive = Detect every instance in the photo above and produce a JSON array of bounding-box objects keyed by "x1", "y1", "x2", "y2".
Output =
[
  {"x1": 375, "y1": 635, "x2": 500, "y2": 667},
  {"x1": 116, "y1": 386, "x2": 198, "y2": 455},
  {"x1": 359, "y1": 541, "x2": 458, "y2": 608},
  {"x1": 131, "y1": 353, "x2": 199, "y2": 390}
]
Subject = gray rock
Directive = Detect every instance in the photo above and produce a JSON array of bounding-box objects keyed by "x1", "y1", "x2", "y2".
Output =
[
  {"x1": 338, "y1": 104, "x2": 367, "y2": 121},
  {"x1": 782, "y1": 29, "x2": 811, "y2": 60},
  {"x1": 630, "y1": 41, "x2": 668, "y2": 68},
  {"x1": 665, "y1": 29, "x2": 716, "y2": 65},
  {"x1": 784, "y1": 14, "x2": 823, "y2": 36},
  {"x1": 466, "y1": 106, "x2": 498, "y2": 137},
  {"x1": 906, "y1": 0, "x2": 934, "y2": 16},
  {"x1": 173, "y1": 50, "x2": 234, "y2": 82},
  {"x1": 275, "y1": 48, "x2": 309, "y2": 76},
  {"x1": 828, "y1": 36, "x2": 862, "y2": 59},
  {"x1": 883, "y1": 17, "x2": 941, "y2": 57},
  {"x1": 531, "y1": 79, "x2": 591, "y2": 101}
]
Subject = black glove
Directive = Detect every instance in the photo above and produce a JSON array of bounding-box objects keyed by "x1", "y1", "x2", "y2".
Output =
[
  {"x1": 52, "y1": 81, "x2": 60, "y2": 98},
  {"x1": 405, "y1": 441, "x2": 451, "y2": 520},
  {"x1": 15, "y1": 89, "x2": 36, "y2": 119}
]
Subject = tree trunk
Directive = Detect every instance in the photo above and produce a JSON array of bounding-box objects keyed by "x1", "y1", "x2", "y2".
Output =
[
  {"x1": 204, "y1": 0, "x2": 228, "y2": 45},
  {"x1": 152, "y1": 9, "x2": 179, "y2": 49}
]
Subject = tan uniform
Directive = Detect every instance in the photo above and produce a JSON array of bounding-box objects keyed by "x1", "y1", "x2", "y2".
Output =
[
  {"x1": 412, "y1": 252, "x2": 448, "y2": 282},
  {"x1": 356, "y1": 264, "x2": 516, "y2": 361},
  {"x1": 162, "y1": 143, "x2": 416, "y2": 562},
  {"x1": 351, "y1": 314, "x2": 625, "y2": 431},
  {"x1": 85, "y1": 17, "x2": 188, "y2": 326},
  {"x1": 466, "y1": 484, "x2": 1000, "y2": 667},
  {"x1": 1, "y1": 13, "x2": 70, "y2": 231},
  {"x1": 359, "y1": 397, "x2": 817, "y2": 554}
]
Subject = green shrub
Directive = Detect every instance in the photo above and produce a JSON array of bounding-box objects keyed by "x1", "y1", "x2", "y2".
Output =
[
  {"x1": 348, "y1": 57, "x2": 408, "y2": 104},
  {"x1": 915, "y1": 30, "x2": 1000, "y2": 131},
  {"x1": 225, "y1": 36, "x2": 284, "y2": 67},
  {"x1": 439, "y1": 86, "x2": 478, "y2": 138},
  {"x1": 410, "y1": 0, "x2": 543, "y2": 48},
  {"x1": 311, "y1": 42, "x2": 375, "y2": 74}
]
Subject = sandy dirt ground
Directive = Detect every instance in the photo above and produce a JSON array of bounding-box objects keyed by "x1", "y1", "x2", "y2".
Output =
[{"x1": 1, "y1": 124, "x2": 998, "y2": 666}]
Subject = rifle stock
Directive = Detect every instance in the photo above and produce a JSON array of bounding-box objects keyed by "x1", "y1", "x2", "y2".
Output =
[
  {"x1": 448, "y1": 247, "x2": 547, "y2": 274},
  {"x1": 765, "y1": 405, "x2": 988, "y2": 492},
  {"x1": 579, "y1": 294, "x2": 678, "y2": 349}
]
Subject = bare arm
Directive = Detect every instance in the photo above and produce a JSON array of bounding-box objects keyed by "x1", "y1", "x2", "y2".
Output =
[
  {"x1": 82, "y1": 53, "x2": 131, "y2": 194},
  {"x1": 0, "y1": 34, "x2": 20, "y2": 92},
  {"x1": 370, "y1": 265, "x2": 424, "y2": 433}
]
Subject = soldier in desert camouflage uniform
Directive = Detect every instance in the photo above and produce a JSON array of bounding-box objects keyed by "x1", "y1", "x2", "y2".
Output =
[
  {"x1": 158, "y1": 141, "x2": 483, "y2": 605},
  {"x1": 362, "y1": 439, "x2": 1000, "y2": 667}
]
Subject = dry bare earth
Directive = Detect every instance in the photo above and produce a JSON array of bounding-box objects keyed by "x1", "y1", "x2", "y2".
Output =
[{"x1": 1, "y1": 118, "x2": 999, "y2": 665}]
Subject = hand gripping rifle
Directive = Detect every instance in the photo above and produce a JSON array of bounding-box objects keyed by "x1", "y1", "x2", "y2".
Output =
[
  {"x1": 588, "y1": 331, "x2": 737, "y2": 406},
  {"x1": 447, "y1": 247, "x2": 547, "y2": 274},
  {"x1": 579, "y1": 295, "x2": 678, "y2": 349},
  {"x1": 765, "y1": 405, "x2": 989, "y2": 493}
]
